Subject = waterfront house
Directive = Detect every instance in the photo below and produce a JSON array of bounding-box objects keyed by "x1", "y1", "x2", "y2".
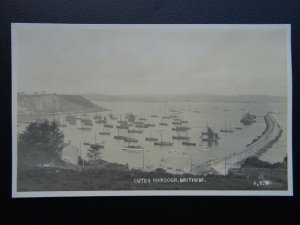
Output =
[{"x1": 62, "y1": 141, "x2": 79, "y2": 165}]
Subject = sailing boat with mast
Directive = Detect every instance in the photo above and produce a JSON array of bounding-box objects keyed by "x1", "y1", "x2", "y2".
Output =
[
  {"x1": 128, "y1": 128, "x2": 143, "y2": 134},
  {"x1": 124, "y1": 137, "x2": 138, "y2": 143},
  {"x1": 144, "y1": 118, "x2": 156, "y2": 127},
  {"x1": 172, "y1": 126, "x2": 190, "y2": 131},
  {"x1": 99, "y1": 125, "x2": 110, "y2": 135},
  {"x1": 128, "y1": 116, "x2": 143, "y2": 133},
  {"x1": 109, "y1": 112, "x2": 118, "y2": 120},
  {"x1": 138, "y1": 113, "x2": 146, "y2": 121},
  {"x1": 122, "y1": 132, "x2": 144, "y2": 151},
  {"x1": 83, "y1": 135, "x2": 90, "y2": 146},
  {"x1": 95, "y1": 115, "x2": 107, "y2": 124},
  {"x1": 65, "y1": 114, "x2": 77, "y2": 125},
  {"x1": 172, "y1": 130, "x2": 190, "y2": 140},
  {"x1": 193, "y1": 105, "x2": 201, "y2": 113},
  {"x1": 150, "y1": 113, "x2": 159, "y2": 118},
  {"x1": 78, "y1": 113, "x2": 92, "y2": 131},
  {"x1": 94, "y1": 113, "x2": 102, "y2": 120},
  {"x1": 200, "y1": 126, "x2": 219, "y2": 143},
  {"x1": 54, "y1": 115, "x2": 67, "y2": 127},
  {"x1": 104, "y1": 123, "x2": 114, "y2": 128},
  {"x1": 182, "y1": 141, "x2": 197, "y2": 146},
  {"x1": 90, "y1": 133, "x2": 104, "y2": 149},
  {"x1": 145, "y1": 127, "x2": 158, "y2": 141},
  {"x1": 159, "y1": 116, "x2": 168, "y2": 126},
  {"x1": 240, "y1": 112, "x2": 256, "y2": 125},
  {"x1": 114, "y1": 127, "x2": 127, "y2": 140},
  {"x1": 220, "y1": 122, "x2": 234, "y2": 133},
  {"x1": 123, "y1": 132, "x2": 139, "y2": 143},
  {"x1": 154, "y1": 131, "x2": 173, "y2": 146},
  {"x1": 122, "y1": 145, "x2": 144, "y2": 152}
]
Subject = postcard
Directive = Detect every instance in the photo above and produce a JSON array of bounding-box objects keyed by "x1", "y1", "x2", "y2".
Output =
[{"x1": 12, "y1": 24, "x2": 293, "y2": 197}]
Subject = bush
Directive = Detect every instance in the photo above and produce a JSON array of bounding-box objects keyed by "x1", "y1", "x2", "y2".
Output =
[
  {"x1": 242, "y1": 157, "x2": 272, "y2": 168},
  {"x1": 154, "y1": 168, "x2": 166, "y2": 174}
]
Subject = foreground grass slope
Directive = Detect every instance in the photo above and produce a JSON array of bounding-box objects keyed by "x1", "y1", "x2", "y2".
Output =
[{"x1": 17, "y1": 156, "x2": 287, "y2": 191}]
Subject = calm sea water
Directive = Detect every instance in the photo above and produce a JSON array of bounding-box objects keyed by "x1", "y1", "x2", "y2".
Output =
[{"x1": 17, "y1": 100, "x2": 288, "y2": 173}]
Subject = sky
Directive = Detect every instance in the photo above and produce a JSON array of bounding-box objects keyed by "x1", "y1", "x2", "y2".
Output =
[{"x1": 14, "y1": 24, "x2": 290, "y2": 96}]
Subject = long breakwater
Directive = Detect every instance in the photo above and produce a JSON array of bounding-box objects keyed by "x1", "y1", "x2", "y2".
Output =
[{"x1": 192, "y1": 112, "x2": 283, "y2": 175}]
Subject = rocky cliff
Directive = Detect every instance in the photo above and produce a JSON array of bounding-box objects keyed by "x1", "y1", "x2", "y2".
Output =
[{"x1": 18, "y1": 94, "x2": 105, "y2": 113}]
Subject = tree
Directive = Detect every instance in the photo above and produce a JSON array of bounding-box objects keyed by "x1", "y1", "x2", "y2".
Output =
[
  {"x1": 19, "y1": 119, "x2": 64, "y2": 155},
  {"x1": 283, "y1": 156, "x2": 287, "y2": 164}
]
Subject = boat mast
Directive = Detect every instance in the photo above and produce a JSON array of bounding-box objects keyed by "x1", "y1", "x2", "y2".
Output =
[
  {"x1": 79, "y1": 141, "x2": 82, "y2": 166},
  {"x1": 224, "y1": 154, "x2": 227, "y2": 175},
  {"x1": 142, "y1": 149, "x2": 145, "y2": 170},
  {"x1": 80, "y1": 141, "x2": 85, "y2": 167}
]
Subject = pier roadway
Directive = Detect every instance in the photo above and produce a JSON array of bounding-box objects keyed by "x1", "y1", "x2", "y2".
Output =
[{"x1": 192, "y1": 113, "x2": 283, "y2": 175}]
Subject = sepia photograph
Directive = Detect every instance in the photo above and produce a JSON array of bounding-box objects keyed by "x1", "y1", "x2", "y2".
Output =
[{"x1": 12, "y1": 24, "x2": 292, "y2": 197}]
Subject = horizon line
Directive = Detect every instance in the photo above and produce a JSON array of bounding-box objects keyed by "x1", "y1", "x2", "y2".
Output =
[{"x1": 17, "y1": 91, "x2": 287, "y2": 98}]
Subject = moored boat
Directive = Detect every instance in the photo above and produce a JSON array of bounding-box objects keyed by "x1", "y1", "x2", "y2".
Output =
[
  {"x1": 145, "y1": 127, "x2": 158, "y2": 141},
  {"x1": 172, "y1": 126, "x2": 190, "y2": 131},
  {"x1": 154, "y1": 132, "x2": 173, "y2": 146},
  {"x1": 122, "y1": 145, "x2": 144, "y2": 151},
  {"x1": 114, "y1": 135, "x2": 127, "y2": 140},
  {"x1": 200, "y1": 126, "x2": 219, "y2": 143},
  {"x1": 124, "y1": 137, "x2": 139, "y2": 143},
  {"x1": 240, "y1": 112, "x2": 256, "y2": 125},
  {"x1": 154, "y1": 141, "x2": 173, "y2": 146},
  {"x1": 172, "y1": 136, "x2": 190, "y2": 140},
  {"x1": 220, "y1": 122, "x2": 234, "y2": 133},
  {"x1": 182, "y1": 141, "x2": 196, "y2": 146},
  {"x1": 128, "y1": 129, "x2": 143, "y2": 134},
  {"x1": 159, "y1": 122, "x2": 168, "y2": 126},
  {"x1": 116, "y1": 124, "x2": 129, "y2": 129},
  {"x1": 145, "y1": 137, "x2": 158, "y2": 141},
  {"x1": 109, "y1": 112, "x2": 118, "y2": 120}
]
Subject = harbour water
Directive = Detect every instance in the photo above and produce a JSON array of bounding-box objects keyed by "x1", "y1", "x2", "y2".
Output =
[{"x1": 17, "y1": 100, "x2": 288, "y2": 174}]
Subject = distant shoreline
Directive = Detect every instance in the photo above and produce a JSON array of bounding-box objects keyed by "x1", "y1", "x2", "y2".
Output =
[{"x1": 84, "y1": 93, "x2": 287, "y2": 104}]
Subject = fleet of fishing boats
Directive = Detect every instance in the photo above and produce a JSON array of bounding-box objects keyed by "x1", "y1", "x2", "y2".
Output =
[{"x1": 58, "y1": 109, "x2": 257, "y2": 153}]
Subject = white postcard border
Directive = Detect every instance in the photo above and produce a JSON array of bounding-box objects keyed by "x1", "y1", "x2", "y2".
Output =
[{"x1": 11, "y1": 23, "x2": 293, "y2": 197}]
